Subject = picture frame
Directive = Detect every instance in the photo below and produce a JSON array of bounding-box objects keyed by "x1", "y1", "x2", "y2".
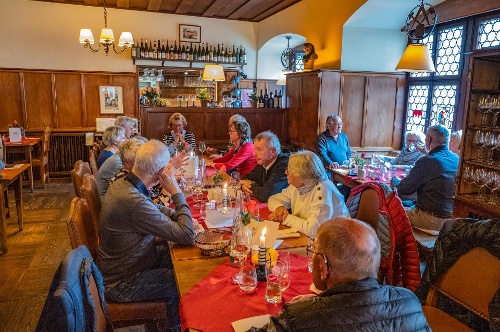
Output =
[
  {"x1": 99, "y1": 86, "x2": 124, "y2": 114},
  {"x1": 179, "y1": 24, "x2": 201, "y2": 43}
]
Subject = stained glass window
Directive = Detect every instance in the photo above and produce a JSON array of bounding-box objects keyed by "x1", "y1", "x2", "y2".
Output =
[
  {"x1": 406, "y1": 85, "x2": 429, "y2": 133},
  {"x1": 429, "y1": 85, "x2": 457, "y2": 129},
  {"x1": 435, "y1": 26, "x2": 463, "y2": 76},
  {"x1": 478, "y1": 17, "x2": 500, "y2": 49}
]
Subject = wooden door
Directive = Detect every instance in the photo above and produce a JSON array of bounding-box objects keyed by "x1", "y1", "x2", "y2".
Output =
[
  {"x1": 286, "y1": 75, "x2": 302, "y2": 147},
  {"x1": 299, "y1": 73, "x2": 321, "y2": 151}
]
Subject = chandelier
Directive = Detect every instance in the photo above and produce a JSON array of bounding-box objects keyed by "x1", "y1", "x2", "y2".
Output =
[{"x1": 79, "y1": 0, "x2": 134, "y2": 56}]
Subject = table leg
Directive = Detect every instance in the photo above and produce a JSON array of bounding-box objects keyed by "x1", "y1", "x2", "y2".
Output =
[
  {"x1": 0, "y1": 187, "x2": 8, "y2": 254},
  {"x1": 26, "y1": 146, "x2": 33, "y2": 193},
  {"x1": 13, "y1": 176, "x2": 23, "y2": 231}
]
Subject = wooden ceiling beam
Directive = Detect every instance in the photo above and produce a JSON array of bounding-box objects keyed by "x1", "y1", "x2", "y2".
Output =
[
  {"x1": 147, "y1": 0, "x2": 163, "y2": 11},
  {"x1": 227, "y1": 0, "x2": 268, "y2": 20},
  {"x1": 203, "y1": 0, "x2": 245, "y2": 17},
  {"x1": 175, "y1": 0, "x2": 196, "y2": 14},
  {"x1": 116, "y1": 0, "x2": 130, "y2": 9},
  {"x1": 83, "y1": 0, "x2": 99, "y2": 6},
  {"x1": 251, "y1": 0, "x2": 301, "y2": 21}
]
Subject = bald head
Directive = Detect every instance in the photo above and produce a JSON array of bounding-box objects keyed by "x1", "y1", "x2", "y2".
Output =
[{"x1": 317, "y1": 218, "x2": 381, "y2": 282}]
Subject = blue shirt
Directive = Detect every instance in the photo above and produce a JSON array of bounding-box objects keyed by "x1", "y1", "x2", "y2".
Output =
[
  {"x1": 316, "y1": 131, "x2": 352, "y2": 167},
  {"x1": 96, "y1": 150, "x2": 114, "y2": 169},
  {"x1": 396, "y1": 145, "x2": 459, "y2": 217}
]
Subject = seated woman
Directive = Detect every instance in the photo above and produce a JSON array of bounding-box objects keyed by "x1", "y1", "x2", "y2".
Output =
[
  {"x1": 163, "y1": 113, "x2": 196, "y2": 155},
  {"x1": 376, "y1": 130, "x2": 425, "y2": 166},
  {"x1": 97, "y1": 126, "x2": 126, "y2": 169},
  {"x1": 206, "y1": 114, "x2": 246, "y2": 158},
  {"x1": 114, "y1": 115, "x2": 136, "y2": 139},
  {"x1": 208, "y1": 121, "x2": 257, "y2": 177},
  {"x1": 449, "y1": 130, "x2": 462, "y2": 155},
  {"x1": 268, "y1": 151, "x2": 349, "y2": 238}
]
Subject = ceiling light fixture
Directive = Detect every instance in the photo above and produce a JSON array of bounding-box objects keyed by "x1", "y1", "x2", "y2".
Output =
[
  {"x1": 396, "y1": 0, "x2": 437, "y2": 72},
  {"x1": 202, "y1": 64, "x2": 225, "y2": 103},
  {"x1": 79, "y1": 0, "x2": 134, "y2": 56}
]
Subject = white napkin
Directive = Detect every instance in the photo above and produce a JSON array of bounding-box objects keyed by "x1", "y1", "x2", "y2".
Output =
[
  {"x1": 276, "y1": 228, "x2": 300, "y2": 239},
  {"x1": 232, "y1": 315, "x2": 271, "y2": 332},
  {"x1": 204, "y1": 208, "x2": 234, "y2": 228}
]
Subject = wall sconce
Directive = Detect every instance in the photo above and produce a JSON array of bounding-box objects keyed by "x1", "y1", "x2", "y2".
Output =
[{"x1": 395, "y1": 0, "x2": 437, "y2": 72}]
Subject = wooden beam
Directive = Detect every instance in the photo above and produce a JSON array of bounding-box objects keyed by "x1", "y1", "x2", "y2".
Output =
[
  {"x1": 83, "y1": 0, "x2": 99, "y2": 5},
  {"x1": 116, "y1": 0, "x2": 130, "y2": 9},
  {"x1": 434, "y1": 0, "x2": 500, "y2": 24},
  {"x1": 203, "y1": 0, "x2": 246, "y2": 17},
  {"x1": 147, "y1": 0, "x2": 162, "y2": 12},
  {"x1": 227, "y1": 0, "x2": 268, "y2": 20},
  {"x1": 251, "y1": 0, "x2": 302, "y2": 22},
  {"x1": 175, "y1": 0, "x2": 196, "y2": 14}
]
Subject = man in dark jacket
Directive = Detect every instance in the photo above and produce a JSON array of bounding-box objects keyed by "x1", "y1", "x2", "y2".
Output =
[
  {"x1": 241, "y1": 131, "x2": 289, "y2": 202},
  {"x1": 250, "y1": 218, "x2": 430, "y2": 332}
]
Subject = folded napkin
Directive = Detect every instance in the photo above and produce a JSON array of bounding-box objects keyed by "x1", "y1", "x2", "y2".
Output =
[
  {"x1": 204, "y1": 208, "x2": 234, "y2": 228},
  {"x1": 276, "y1": 227, "x2": 300, "y2": 239}
]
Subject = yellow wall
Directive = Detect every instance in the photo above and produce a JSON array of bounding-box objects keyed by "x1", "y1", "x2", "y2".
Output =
[{"x1": 257, "y1": 0, "x2": 367, "y2": 69}]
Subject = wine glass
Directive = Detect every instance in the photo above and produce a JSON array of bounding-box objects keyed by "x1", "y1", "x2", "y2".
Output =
[
  {"x1": 484, "y1": 131, "x2": 497, "y2": 164},
  {"x1": 230, "y1": 225, "x2": 251, "y2": 284},
  {"x1": 230, "y1": 172, "x2": 240, "y2": 191},
  {"x1": 474, "y1": 168, "x2": 487, "y2": 199},
  {"x1": 477, "y1": 95, "x2": 492, "y2": 127},
  {"x1": 462, "y1": 166, "x2": 474, "y2": 195},
  {"x1": 198, "y1": 141, "x2": 206, "y2": 157},
  {"x1": 473, "y1": 130, "x2": 485, "y2": 161},
  {"x1": 185, "y1": 94, "x2": 191, "y2": 107},
  {"x1": 485, "y1": 170, "x2": 497, "y2": 203}
]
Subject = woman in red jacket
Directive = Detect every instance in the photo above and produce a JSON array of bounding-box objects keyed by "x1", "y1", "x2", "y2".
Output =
[{"x1": 208, "y1": 121, "x2": 257, "y2": 177}]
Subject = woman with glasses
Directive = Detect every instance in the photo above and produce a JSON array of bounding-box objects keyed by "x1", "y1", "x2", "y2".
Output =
[
  {"x1": 207, "y1": 121, "x2": 257, "y2": 177},
  {"x1": 163, "y1": 113, "x2": 196, "y2": 155},
  {"x1": 267, "y1": 151, "x2": 348, "y2": 238}
]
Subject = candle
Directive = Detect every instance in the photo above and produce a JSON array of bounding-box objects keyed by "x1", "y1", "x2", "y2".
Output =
[
  {"x1": 260, "y1": 227, "x2": 266, "y2": 248},
  {"x1": 222, "y1": 183, "x2": 228, "y2": 208},
  {"x1": 189, "y1": 150, "x2": 195, "y2": 156}
]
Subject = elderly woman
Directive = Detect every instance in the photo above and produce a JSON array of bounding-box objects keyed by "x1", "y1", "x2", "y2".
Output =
[
  {"x1": 208, "y1": 121, "x2": 257, "y2": 177},
  {"x1": 97, "y1": 125, "x2": 126, "y2": 169},
  {"x1": 449, "y1": 130, "x2": 462, "y2": 155},
  {"x1": 376, "y1": 130, "x2": 425, "y2": 166},
  {"x1": 114, "y1": 116, "x2": 136, "y2": 139},
  {"x1": 268, "y1": 151, "x2": 348, "y2": 238},
  {"x1": 206, "y1": 114, "x2": 247, "y2": 158},
  {"x1": 163, "y1": 113, "x2": 196, "y2": 155}
]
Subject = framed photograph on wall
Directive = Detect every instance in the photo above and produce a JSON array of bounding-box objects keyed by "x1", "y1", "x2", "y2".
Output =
[
  {"x1": 179, "y1": 24, "x2": 201, "y2": 43},
  {"x1": 99, "y1": 86, "x2": 124, "y2": 114}
]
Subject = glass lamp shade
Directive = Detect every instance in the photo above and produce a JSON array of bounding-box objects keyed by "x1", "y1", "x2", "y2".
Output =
[
  {"x1": 395, "y1": 44, "x2": 435, "y2": 72},
  {"x1": 276, "y1": 71, "x2": 290, "y2": 85},
  {"x1": 100, "y1": 28, "x2": 115, "y2": 43},
  {"x1": 202, "y1": 64, "x2": 225, "y2": 81},
  {"x1": 79, "y1": 29, "x2": 94, "y2": 44},
  {"x1": 118, "y1": 32, "x2": 134, "y2": 47}
]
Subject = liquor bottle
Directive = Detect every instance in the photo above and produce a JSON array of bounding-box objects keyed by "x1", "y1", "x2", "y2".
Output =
[
  {"x1": 258, "y1": 89, "x2": 264, "y2": 108},
  {"x1": 263, "y1": 89, "x2": 269, "y2": 108},
  {"x1": 173, "y1": 41, "x2": 178, "y2": 60},
  {"x1": 181, "y1": 42, "x2": 186, "y2": 60},
  {"x1": 242, "y1": 47, "x2": 247, "y2": 64},
  {"x1": 274, "y1": 90, "x2": 279, "y2": 108},
  {"x1": 169, "y1": 41, "x2": 174, "y2": 60},
  {"x1": 148, "y1": 40, "x2": 154, "y2": 59},
  {"x1": 153, "y1": 41, "x2": 158, "y2": 59},
  {"x1": 269, "y1": 91, "x2": 274, "y2": 108},
  {"x1": 277, "y1": 90, "x2": 282, "y2": 108},
  {"x1": 209, "y1": 44, "x2": 214, "y2": 61}
]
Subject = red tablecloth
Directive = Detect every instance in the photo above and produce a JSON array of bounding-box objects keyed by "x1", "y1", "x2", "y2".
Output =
[
  {"x1": 180, "y1": 254, "x2": 312, "y2": 332},
  {"x1": 341, "y1": 167, "x2": 406, "y2": 186}
]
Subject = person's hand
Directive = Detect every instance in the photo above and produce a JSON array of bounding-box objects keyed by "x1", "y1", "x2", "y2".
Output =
[
  {"x1": 157, "y1": 167, "x2": 181, "y2": 195},
  {"x1": 240, "y1": 180, "x2": 253, "y2": 195},
  {"x1": 290, "y1": 294, "x2": 317, "y2": 303},
  {"x1": 168, "y1": 152, "x2": 188, "y2": 175},
  {"x1": 416, "y1": 142, "x2": 428, "y2": 155},
  {"x1": 206, "y1": 147, "x2": 217, "y2": 155},
  {"x1": 209, "y1": 154, "x2": 222, "y2": 159},
  {"x1": 328, "y1": 162, "x2": 340, "y2": 170},
  {"x1": 268, "y1": 206, "x2": 288, "y2": 223}
]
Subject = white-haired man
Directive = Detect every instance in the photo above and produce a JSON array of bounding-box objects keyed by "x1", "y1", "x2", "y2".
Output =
[{"x1": 98, "y1": 139, "x2": 194, "y2": 332}]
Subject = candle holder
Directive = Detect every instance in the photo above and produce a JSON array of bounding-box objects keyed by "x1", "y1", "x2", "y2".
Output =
[{"x1": 256, "y1": 246, "x2": 268, "y2": 281}]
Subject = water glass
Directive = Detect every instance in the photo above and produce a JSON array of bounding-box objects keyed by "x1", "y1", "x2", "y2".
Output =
[
  {"x1": 239, "y1": 263, "x2": 257, "y2": 293},
  {"x1": 265, "y1": 274, "x2": 282, "y2": 303}
]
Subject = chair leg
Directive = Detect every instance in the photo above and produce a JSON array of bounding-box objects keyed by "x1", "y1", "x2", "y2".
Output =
[{"x1": 4, "y1": 192, "x2": 9, "y2": 219}]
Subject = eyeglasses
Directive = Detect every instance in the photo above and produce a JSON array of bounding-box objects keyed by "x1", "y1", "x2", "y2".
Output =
[
  {"x1": 326, "y1": 122, "x2": 342, "y2": 127},
  {"x1": 306, "y1": 244, "x2": 329, "y2": 270}
]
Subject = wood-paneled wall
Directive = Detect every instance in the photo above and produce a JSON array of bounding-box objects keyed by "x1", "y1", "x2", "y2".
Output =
[{"x1": 0, "y1": 68, "x2": 138, "y2": 132}]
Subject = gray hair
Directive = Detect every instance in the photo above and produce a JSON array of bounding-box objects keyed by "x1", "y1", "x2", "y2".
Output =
[
  {"x1": 450, "y1": 130, "x2": 462, "y2": 143},
  {"x1": 133, "y1": 140, "x2": 170, "y2": 179},
  {"x1": 102, "y1": 126, "x2": 125, "y2": 147},
  {"x1": 326, "y1": 114, "x2": 342, "y2": 124},
  {"x1": 229, "y1": 114, "x2": 246, "y2": 125},
  {"x1": 317, "y1": 218, "x2": 381, "y2": 280},
  {"x1": 169, "y1": 113, "x2": 187, "y2": 127},
  {"x1": 254, "y1": 131, "x2": 281, "y2": 154},
  {"x1": 288, "y1": 150, "x2": 327, "y2": 185},
  {"x1": 119, "y1": 136, "x2": 148, "y2": 164},
  {"x1": 426, "y1": 124, "x2": 449, "y2": 145},
  {"x1": 114, "y1": 116, "x2": 135, "y2": 129},
  {"x1": 405, "y1": 130, "x2": 425, "y2": 144}
]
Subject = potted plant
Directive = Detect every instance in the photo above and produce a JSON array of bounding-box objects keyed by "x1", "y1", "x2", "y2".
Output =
[
  {"x1": 354, "y1": 153, "x2": 366, "y2": 179},
  {"x1": 249, "y1": 91, "x2": 259, "y2": 108},
  {"x1": 196, "y1": 88, "x2": 211, "y2": 107}
]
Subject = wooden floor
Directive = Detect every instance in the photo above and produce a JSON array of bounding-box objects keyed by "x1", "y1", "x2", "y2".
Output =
[{"x1": 0, "y1": 178, "x2": 73, "y2": 332}]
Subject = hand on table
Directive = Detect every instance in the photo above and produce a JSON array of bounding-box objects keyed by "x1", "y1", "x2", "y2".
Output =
[
  {"x1": 157, "y1": 167, "x2": 181, "y2": 195},
  {"x1": 268, "y1": 206, "x2": 288, "y2": 223},
  {"x1": 328, "y1": 162, "x2": 340, "y2": 170},
  {"x1": 240, "y1": 180, "x2": 254, "y2": 195}
]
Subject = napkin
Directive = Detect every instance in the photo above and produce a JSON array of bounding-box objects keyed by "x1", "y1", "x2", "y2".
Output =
[
  {"x1": 204, "y1": 208, "x2": 234, "y2": 228},
  {"x1": 276, "y1": 227, "x2": 300, "y2": 239},
  {"x1": 184, "y1": 156, "x2": 198, "y2": 179},
  {"x1": 248, "y1": 219, "x2": 280, "y2": 248},
  {"x1": 232, "y1": 315, "x2": 271, "y2": 332}
]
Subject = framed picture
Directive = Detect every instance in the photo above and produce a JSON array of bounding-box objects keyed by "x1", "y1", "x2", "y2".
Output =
[
  {"x1": 179, "y1": 24, "x2": 201, "y2": 43},
  {"x1": 99, "y1": 86, "x2": 124, "y2": 114}
]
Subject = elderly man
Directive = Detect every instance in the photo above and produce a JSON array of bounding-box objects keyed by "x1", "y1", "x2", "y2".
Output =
[
  {"x1": 251, "y1": 218, "x2": 430, "y2": 331},
  {"x1": 240, "y1": 131, "x2": 289, "y2": 202},
  {"x1": 316, "y1": 114, "x2": 351, "y2": 171},
  {"x1": 393, "y1": 124, "x2": 459, "y2": 231},
  {"x1": 98, "y1": 139, "x2": 194, "y2": 331}
]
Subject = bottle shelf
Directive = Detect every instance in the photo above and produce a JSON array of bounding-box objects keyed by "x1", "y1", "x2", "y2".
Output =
[{"x1": 132, "y1": 57, "x2": 246, "y2": 68}]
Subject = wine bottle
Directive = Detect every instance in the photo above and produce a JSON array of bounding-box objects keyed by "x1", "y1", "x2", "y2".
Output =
[
  {"x1": 169, "y1": 41, "x2": 174, "y2": 59},
  {"x1": 274, "y1": 90, "x2": 279, "y2": 108},
  {"x1": 193, "y1": 44, "x2": 199, "y2": 61},
  {"x1": 269, "y1": 91, "x2": 274, "y2": 108},
  {"x1": 143, "y1": 39, "x2": 149, "y2": 59},
  {"x1": 242, "y1": 47, "x2": 247, "y2": 64},
  {"x1": 201, "y1": 43, "x2": 206, "y2": 61},
  {"x1": 165, "y1": 40, "x2": 169, "y2": 59},
  {"x1": 239, "y1": 46, "x2": 243, "y2": 63},
  {"x1": 277, "y1": 90, "x2": 282, "y2": 108},
  {"x1": 148, "y1": 40, "x2": 154, "y2": 59},
  {"x1": 173, "y1": 41, "x2": 178, "y2": 60},
  {"x1": 158, "y1": 39, "x2": 162, "y2": 59},
  {"x1": 189, "y1": 42, "x2": 193, "y2": 61},
  {"x1": 220, "y1": 43, "x2": 225, "y2": 62},
  {"x1": 217, "y1": 44, "x2": 221, "y2": 62},
  {"x1": 263, "y1": 89, "x2": 269, "y2": 108},
  {"x1": 139, "y1": 39, "x2": 144, "y2": 58},
  {"x1": 131, "y1": 41, "x2": 137, "y2": 58},
  {"x1": 228, "y1": 47, "x2": 233, "y2": 63},
  {"x1": 258, "y1": 89, "x2": 264, "y2": 108},
  {"x1": 181, "y1": 42, "x2": 186, "y2": 60},
  {"x1": 153, "y1": 41, "x2": 158, "y2": 59},
  {"x1": 224, "y1": 46, "x2": 229, "y2": 62},
  {"x1": 209, "y1": 44, "x2": 214, "y2": 61}
]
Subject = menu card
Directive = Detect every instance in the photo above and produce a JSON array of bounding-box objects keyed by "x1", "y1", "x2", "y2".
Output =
[{"x1": 9, "y1": 128, "x2": 21, "y2": 143}]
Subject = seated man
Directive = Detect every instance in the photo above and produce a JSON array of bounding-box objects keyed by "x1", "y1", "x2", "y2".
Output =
[
  {"x1": 240, "y1": 131, "x2": 289, "y2": 203},
  {"x1": 251, "y1": 218, "x2": 430, "y2": 331},
  {"x1": 98, "y1": 139, "x2": 195, "y2": 331},
  {"x1": 393, "y1": 124, "x2": 459, "y2": 231},
  {"x1": 316, "y1": 114, "x2": 351, "y2": 171}
]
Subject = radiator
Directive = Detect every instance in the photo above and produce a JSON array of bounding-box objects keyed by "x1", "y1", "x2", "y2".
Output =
[{"x1": 49, "y1": 133, "x2": 88, "y2": 174}]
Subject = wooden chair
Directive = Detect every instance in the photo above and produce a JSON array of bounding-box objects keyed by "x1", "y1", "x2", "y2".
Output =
[
  {"x1": 422, "y1": 247, "x2": 500, "y2": 331},
  {"x1": 70, "y1": 160, "x2": 91, "y2": 198},
  {"x1": 31, "y1": 126, "x2": 51, "y2": 188},
  {"x1": 66, "y1": 197, "x2": 168, "y2": 329},
  {"x1": 81, "y1": 173, "x2": 101, "y2": 235},
  {"x1": 89, "y1": 148, "x2": 99, "y2": 176},
  {"x1": 1, "y1": 139, "x2": 8, "y2": 220}
]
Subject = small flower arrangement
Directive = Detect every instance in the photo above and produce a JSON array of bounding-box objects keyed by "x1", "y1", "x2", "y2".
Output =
[
  {"x1": 354, "y1": 153, "x2": 366, "y2": 170},
  {"x1": 212, "y1": 171, "x2": 224, "y2": 185},
  {"x1": 249, "y1": 91, "x2": 259, "y2": 101},
  {"x1": 139, "y1": 86, "x2": 161, "y2": 99},
  {"x1": 8, "y1": 120, "x2": 19, "y2": 128},
  {"x1": 196, "y1": 88, "x2": 210, "y2": 101},
  {"x1": 176, "y1": 141, "x2": 190, "y2": 153}
]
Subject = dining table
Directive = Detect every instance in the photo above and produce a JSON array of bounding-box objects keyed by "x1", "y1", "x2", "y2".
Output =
[
  {"x1": 331, "y1": 165, "x2": 406, "y2": 189},
  {"x1": 0, "y1": 164, "x2": 30, "y2": 254},
  {"x1": 5, "y1": 137, "x2": 42, "y2": 193}
]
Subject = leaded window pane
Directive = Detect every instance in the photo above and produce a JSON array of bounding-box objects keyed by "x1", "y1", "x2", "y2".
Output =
[
  {"x1": 410, "y1": 34, "x2": 434, "y2": 78},
  {"x1": 429, "y1": 85, "x2": 457, "y2": 129},
  {"x1": 478, "y1": 17, "x2": 500, "y2": 49},
  {"x1": 406, "y1": 85, "x2": 429, "y2": 133},
  {"x1": 295, "y1": 53, "x2": 304, "y2": 72},
  {"x1": 435, "y1": 26, "x2": 463, "y2": 76}
]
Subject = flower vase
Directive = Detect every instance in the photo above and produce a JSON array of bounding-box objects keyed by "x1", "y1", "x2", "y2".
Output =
[
  {"x1": 358, "y1": 168, "x2": 366, "y2": 180},
  {"x1": 146, "y1": 97, "x2": 156, "y2": 106},
  {"x1": 250, "y1": 100, "x2": 258, "y2": 108},
  {"x1": 200, "y1": 100, "x2": 208, "y2": 108}
]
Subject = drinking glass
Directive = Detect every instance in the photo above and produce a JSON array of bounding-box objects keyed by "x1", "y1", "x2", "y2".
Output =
[
  {"x1": 477, "y1": 95, "x2": 492, "y2": 127},
  {"x1": 185, "y1": 94, "x2": 191, "y2": 107},
  {"x1": 230, "y1": 224, "x2": 251, "y2": 284},
  {"x1": 239, "y1": 262, "x2": 257, "y2": 293},
  {"x1": 198, "y1": 141, "x2": 206, "y2": 157},
  {"x1": 276, "y1": 252, "x2": 290, "y2": 292},
  {"x1": 473, "y1": 130, "x2": 485, "y2": 161},
  {"x1": 230, "y1": 172, "x2": 241, "y2": 191},
  {"x1": 484, "y1": 131, "x2": 497, "y2": 164},
  {"x1": 177, "y1": 95, "x2": 183, "y2": 107},
  {"x1": 265, "y1": 264, "x2": 282, "y2": 303}
]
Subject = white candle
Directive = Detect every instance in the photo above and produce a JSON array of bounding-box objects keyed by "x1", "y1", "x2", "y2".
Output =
[
  {"x1": 190, "y1": 150, "x2": 195, "y2": 156},
  {"x1": 260, "y1": 227, "x2": 266, "y2": 248},
  {"x1": 222, "y1": 183, "x2": 228, "y2": 207}
]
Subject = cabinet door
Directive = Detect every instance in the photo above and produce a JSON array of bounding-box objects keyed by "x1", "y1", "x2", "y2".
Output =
[
  {"x1": 300, "y1": 74, "x2": 321, "y2": 151},
  {"x1": 287, "y1": 75, "x2": 302, "y2": 146}
]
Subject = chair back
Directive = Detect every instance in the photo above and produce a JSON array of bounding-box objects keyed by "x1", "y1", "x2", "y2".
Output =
[
  {"x1": 66, "y1": 197, "x2": 99, "y2": 261},
  {"x1": 0, "y1": 138, "x2": 5, "y2": 162},
  {"x1": 82, "y1": 173, "x2": 101, "y2": 234},
  {"x1": 89, "y1": 148, "x2": 99, "y2": 176},
  {"x1": 71, "y1": 160, "x2": 92, "y2": 198},
  {"x1": 37, "y1": 127, "x2": 51, "y2": 159}
]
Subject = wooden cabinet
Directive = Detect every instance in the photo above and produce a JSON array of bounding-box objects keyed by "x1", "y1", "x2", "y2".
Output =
[
  {"x1": 454, "y1": 50, "x2": 500, "y2": 219},
  {"x1": 286, "y1": 70, "x2": 406, "y2": 154}
]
